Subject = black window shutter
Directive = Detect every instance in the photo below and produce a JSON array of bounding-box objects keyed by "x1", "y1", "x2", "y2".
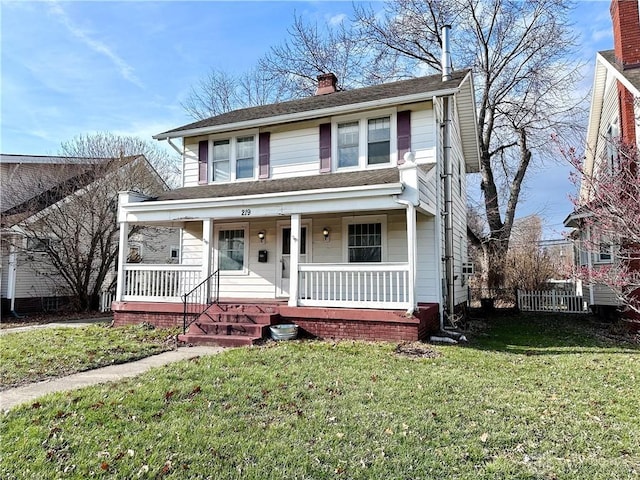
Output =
[
  {"x1": 259, "y1": 132, "x2": 270, "y2": 179},
  {"x1": 198, "y1": 140, "x2": 208, "y2": 184},
  {"x1": 319, "y1": 123, "x2": 331, "y2": 173}
]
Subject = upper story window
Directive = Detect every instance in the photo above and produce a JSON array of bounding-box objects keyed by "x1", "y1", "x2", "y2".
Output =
[
  {"x1": 338, "y1": 122, "x2": 359, "y2": 168},
  {"x1": 209, "y1": 133, "x2": 256, "y2": 183},
  {"x1": 236, "y1": 136, "x2": 255, "y2": 179},
  {"x1": 333, "y1": 110, "x2": 396, "y2": 171},
  {"x1": 367, "y1": 117, "x2": 390, "y2": 165},
  {"x1": 213, "y1": 140, "x2": 231, "y2": 182}
]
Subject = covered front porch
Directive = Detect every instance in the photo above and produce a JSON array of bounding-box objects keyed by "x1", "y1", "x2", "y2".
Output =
[{"x1": 112, "y1": 164, "x2": 442, "y2": 343}]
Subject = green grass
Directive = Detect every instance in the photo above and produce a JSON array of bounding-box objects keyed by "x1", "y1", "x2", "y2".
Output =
[
  {"x1": 1, "y1": 314, "x2": 639, "y2": 479},
  {"x1": 0, "y1": 324, "x2": 179, "y2": 389}
]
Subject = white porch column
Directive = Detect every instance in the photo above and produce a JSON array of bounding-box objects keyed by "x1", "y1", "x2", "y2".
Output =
[
  {"x1": 115, "y1": 221, "x2": 128, "y2": 301},
  {"x1": 202, "y1": 218, "x2": 213, "y2": 300},
  {"x1": 406, "y1": 203, "x2": 417, "y2": 312},
  {"x1": 288, "y1": 213, "x2": 301, "y2": 307}
]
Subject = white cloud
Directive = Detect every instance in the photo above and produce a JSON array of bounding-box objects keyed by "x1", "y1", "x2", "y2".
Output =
[
  {"x1": 327, "y1": 13, "x2": 347, "y2": 26},
  {"x1": 46, "y1": 0, "x2": 143, "y2": 88}
]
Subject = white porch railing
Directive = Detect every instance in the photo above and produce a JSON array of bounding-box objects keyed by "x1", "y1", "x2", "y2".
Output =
[
  {"x1": 517, "y1": 289, "x2": 588, "y2": 314},
  {"x1": 121, "y1": 264, "x2": 202, "y2": 302},
  {"x1": 298, "y1": 263, "x2": 410, "y2": 309}
]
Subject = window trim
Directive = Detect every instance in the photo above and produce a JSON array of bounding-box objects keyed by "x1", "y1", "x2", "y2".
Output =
[
  {"x1": 169, "y1": 245, "x2": 180, "y2": 261},
  {"x1": 595, "y1": 243, "x2": 613, "y2": 264},
  {"x1": 341, "y1": 214, "x2": 388, "y2": 263},
  {"x1": 214, "y1": 222, "x2": 249, "y2": 275},
  {"x1": 207, "y1": 129, "x2": 258, "y2": 183},
  {"x1": 331, "y1": 109, "x2": 397, "y2": 172}
]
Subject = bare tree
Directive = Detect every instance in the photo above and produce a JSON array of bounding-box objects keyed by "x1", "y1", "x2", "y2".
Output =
[
  {"x1": 2, "y1": 134, "x2": 174, "y2": 311},
  {"x1": 354, "y1": 0, "x2": 584, "y2": 289},
  {"x1": 505, "y1": 215, "x2": 557, "y2": 290}
]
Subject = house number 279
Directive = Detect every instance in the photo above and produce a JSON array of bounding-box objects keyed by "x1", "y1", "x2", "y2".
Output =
[{"x1": 241, "y1": 209, "x2": 252, "y2": 216}]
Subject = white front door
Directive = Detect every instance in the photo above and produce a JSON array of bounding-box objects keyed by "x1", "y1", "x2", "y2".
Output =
[{"x1": 276, "y1": 225, "x2": 308, "y2": 297}]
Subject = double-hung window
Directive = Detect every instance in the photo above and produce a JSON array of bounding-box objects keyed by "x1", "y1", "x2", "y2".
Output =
[
  {"x1": 216, "y1": 224, "x2": 248, "y2": 274},
  {"x1": 348, "y1": 223, "x2": 383, "y2": 263},
  {"x1": 337, "y1": 122, "x2": 359, "y2": 168},
  {"x1": 335, "y1": 112, "x2": 394, "y2": 170},
  {"x1": 367, "y1": 117, "x2": 390, "y2": 165},
  {"x1": 236, "y1": 136, "x2": 255, "y2": 179},
  {"x1": 212, "y1": 140, "x2": 231, "y2": 182},
  {"x1": 210, "y1": 134, "x2": 256, "y2": 182}
]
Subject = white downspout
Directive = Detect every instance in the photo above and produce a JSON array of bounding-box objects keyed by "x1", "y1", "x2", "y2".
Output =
[
  {"x1": 433, "y1": 96, "x2": 445, "y2": 331},
  {"x1": 586, "y1": 225, "x2": 595, "y2": 307},
  {"x1": 7, "y1": 241, "x2": 17, "y2": 313}
]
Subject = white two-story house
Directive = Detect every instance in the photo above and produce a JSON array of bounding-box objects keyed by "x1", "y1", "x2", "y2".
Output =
[{"x1": 112, "y1": 66, "x2": 480, "y2": 345}]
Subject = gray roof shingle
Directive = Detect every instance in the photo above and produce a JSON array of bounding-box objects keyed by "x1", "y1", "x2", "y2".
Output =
[
  {"x1": 157, "y1": 70, "x2": 470, "y2": 137},
  {"x1": 150, "y1": 168, "x2": 401, "y2": 202}
]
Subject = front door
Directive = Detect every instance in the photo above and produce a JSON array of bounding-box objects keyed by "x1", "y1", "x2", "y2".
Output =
[{"x1": 277, "y1": 225, "x2": 308, "y2": 297}]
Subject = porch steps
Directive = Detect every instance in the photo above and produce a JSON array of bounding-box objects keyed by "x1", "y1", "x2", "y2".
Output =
[{"x1": 178, "y1": 304, "x2": 281, "y2": 347}]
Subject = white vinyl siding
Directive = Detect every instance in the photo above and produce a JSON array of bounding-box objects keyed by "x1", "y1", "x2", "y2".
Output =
[
  {"x1": 593, "y1": 73, "x2": 622, "y2": 185},
  {"x1": 450, "y1": 97, "x2": 469, "y2": 305},
  {"x1": 415, "y1": 214, "x2": 439, "y2": 303},
  {"x1": 269, "y1": 127, "x2": 319, "y2": 179},
  {"x1": 183, "y1": 141, "x2": 201, "y2": 187},
  {"x1": 410, "y1": 104, "x2": 436, "y2": 164}
]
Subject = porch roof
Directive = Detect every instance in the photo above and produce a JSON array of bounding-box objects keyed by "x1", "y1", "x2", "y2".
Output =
[{"x1": 149, "y1": 168, "x2": 400, "y2": 202}]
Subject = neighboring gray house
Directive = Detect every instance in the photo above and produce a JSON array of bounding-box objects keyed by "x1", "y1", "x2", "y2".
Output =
[{"x1": 1, "y1": 154, "x2": 178, "y2": 314}]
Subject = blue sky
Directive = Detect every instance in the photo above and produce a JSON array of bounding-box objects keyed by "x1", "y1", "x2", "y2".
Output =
[{"x1": 1, "y1": 0, "x2": 615, "y2": 238}]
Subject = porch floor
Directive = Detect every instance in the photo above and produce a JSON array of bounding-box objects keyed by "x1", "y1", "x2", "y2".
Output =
[{"x1": 112, "y1": 300, "x2": 440, "y2": 346}]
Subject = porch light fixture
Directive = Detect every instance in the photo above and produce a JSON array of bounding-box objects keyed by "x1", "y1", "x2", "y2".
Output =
[
  {"x1": 322, "y1": 227, "x2": 330, "y2": 241},
  {"x1": 258, "y1": 231, "x2": 266, "y2": 243}
]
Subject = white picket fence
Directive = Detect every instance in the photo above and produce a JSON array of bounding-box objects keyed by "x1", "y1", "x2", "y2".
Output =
[
  {"x1": 100, "y1": 290, "x2": 115, "y2": 312},
  {"x1": 517, "y1": 290, "x2": 588, "y2": 314}
]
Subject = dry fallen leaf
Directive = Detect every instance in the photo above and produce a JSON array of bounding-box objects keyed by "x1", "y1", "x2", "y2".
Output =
[{"x1": 480, "y1": 432, "x2": 489, "y2": 443}]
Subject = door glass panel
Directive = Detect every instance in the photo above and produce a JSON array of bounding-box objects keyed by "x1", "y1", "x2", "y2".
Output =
[{"x1": 281, "y1": 227, "x2": 306, "y2": 255}]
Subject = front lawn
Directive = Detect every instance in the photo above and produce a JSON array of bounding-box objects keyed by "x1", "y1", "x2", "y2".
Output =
[
  {"x1": 0, "y1": 324, "x2": 178, "y2": 389},
  {"x1": 1, "y1": 315, "x2": 639, "y2": 479}
]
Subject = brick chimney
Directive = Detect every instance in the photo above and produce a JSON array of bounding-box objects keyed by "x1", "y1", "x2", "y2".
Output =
[
  {"x1": 611, "y1": 0, "x2": 640, "y2": 69},
  {"x1": 610, "y1": 0, "x2": 640, "y2": 144},
  {"x1": 315, "y1": 73, "x2": 338, "y2": 95}
]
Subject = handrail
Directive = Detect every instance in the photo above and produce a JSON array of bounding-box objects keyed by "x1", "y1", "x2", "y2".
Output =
[{"x1": 182, "y1": 269, "x2": 220, "y2": 334}]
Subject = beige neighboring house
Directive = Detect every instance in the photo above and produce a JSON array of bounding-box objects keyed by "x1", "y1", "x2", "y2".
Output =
[
  {"x1": 1, "y1": 154, "x2": 178, "y2": 315},
  {"x1": 564, "y1": 0, "x2": 640, "y2": 316}
]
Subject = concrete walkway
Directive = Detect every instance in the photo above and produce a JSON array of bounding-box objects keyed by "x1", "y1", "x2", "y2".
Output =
[
  {"x1": 0, "y1": 316, "x2": 112, "y2": 335},
  {"x1": 0, "y1": 346, "x2": 224, "y2": 411}
]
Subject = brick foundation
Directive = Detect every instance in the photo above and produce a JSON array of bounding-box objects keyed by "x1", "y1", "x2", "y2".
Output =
[{"x1": 111, "y1": 301, "x2": 441, "y2": 342}]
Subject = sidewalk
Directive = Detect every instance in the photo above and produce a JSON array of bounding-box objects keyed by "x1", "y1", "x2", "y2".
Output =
[
  {"x1": 0, "y1": 316, "x2": 112, "y2": 335},
  {"x1": 0, "y1": 346, "x2": 224, "y2": 411}
]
